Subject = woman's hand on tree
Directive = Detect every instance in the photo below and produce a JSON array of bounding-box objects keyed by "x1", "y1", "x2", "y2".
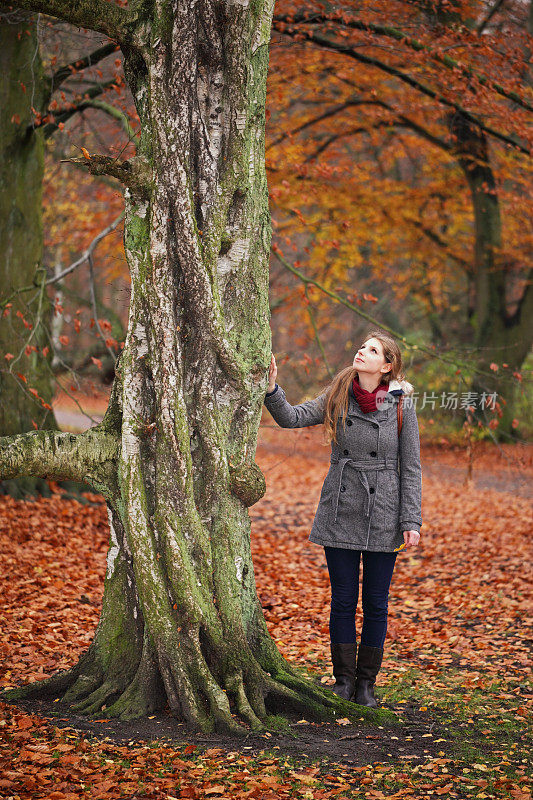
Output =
[
  {"x1": 268, "y1": 353, "x2": 277, "y2": 392},
  {"x1": 402, "y1": 530, "x2": 420, "y2": 548}
]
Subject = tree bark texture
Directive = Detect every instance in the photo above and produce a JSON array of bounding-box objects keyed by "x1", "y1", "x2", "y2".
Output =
[
  {"x1": 0, "y1": 14, "x2": 58, "y2": 496},
  {"x1": 2, "y1": 0, "x2": 347, "y2": 732}
]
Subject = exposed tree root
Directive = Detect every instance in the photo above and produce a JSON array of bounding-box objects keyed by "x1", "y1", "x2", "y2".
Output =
[
  {"x1": 1, "y1": 661, "x2": 83, "y2": 703},
  {"x1": 105, "y1": 633, "x2": 166, "y2": 720},
  {"x1": 2, "y1": 643, "x2": 360, "y2": 734},
  {"x1": 73, "y1": 681, "x2": 124, "y2": 715},
  {"x1": 265, "y1": 677, "x2": 339, "y2": 721},
  {"x1": 272, "y1": 670, "x2": 340, "y2": 708},
  {"x1": 226, "y1": 671, "x2": 264, "y2": 731},
  {"x1": 1, "y1": 555, "x2": 362, "y2": 733},
  {"x1": 0, "y1": 448, "x2": 366, "y2": 734}
]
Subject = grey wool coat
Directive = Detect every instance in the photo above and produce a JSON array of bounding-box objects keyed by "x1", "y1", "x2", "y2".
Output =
[{"x1": 263, "y1": 379, "x2": 423, "y2": 552}]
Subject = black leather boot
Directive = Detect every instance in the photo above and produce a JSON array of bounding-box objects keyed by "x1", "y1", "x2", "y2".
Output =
[
  {"x1": 354, "y1": 644, "x2": 383, "y2": 708},
  {"x1": 330, "y1": 642, "x2": 357, "y2": 700}
]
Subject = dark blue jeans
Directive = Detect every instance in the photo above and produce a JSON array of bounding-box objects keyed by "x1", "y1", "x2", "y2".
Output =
[{"x1": 324, "y1": 546, "x2": 397, "y2": 648}]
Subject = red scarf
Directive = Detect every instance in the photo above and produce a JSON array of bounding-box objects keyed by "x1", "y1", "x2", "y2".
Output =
[{"x1": 352, "y1": 374, "x2": 389, "y2": 413}]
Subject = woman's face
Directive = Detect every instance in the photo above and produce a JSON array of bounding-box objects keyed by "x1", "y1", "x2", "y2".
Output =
[{"x1": 353, "y1": 337, "x2": 392, "y2": 376}]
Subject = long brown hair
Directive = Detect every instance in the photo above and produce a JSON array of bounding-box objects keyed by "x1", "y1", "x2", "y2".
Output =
[{"x1": 322, "y1": 329, "x2": 405, "y2": 445}]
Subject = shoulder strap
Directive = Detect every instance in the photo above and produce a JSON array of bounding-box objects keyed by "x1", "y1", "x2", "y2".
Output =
[{"x1": 397, "y1": 394, "x2": 404, "y2": 436}]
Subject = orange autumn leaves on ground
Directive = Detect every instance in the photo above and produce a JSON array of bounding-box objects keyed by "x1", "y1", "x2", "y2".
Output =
[
  {"x1": 0, "y1": 706, "x2": 324, "y2": 800},
  {"x1": 0, "y1": 437, "x2": 531, "y2": 693},
  {"x1": 0, "y1": 496, "x2": 108, "y2": 687},
  {"x1": 0, "y1": 435, "x2": 531, "y2": 800}
]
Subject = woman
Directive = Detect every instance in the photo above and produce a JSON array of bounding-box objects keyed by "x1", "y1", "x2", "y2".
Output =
[{"x1": 263, "y1": 330, "x2": 422, "y2": 708}]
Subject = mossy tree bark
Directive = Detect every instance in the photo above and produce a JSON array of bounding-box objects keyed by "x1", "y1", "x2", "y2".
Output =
[
  {"x1": 0, "y1": 14, "x2": 57, "y2": 498},
  {"x1": 1, "y1": 0, "x2": 348, "y2": 732},
  {"x1": 449, "y1": 113, "x2": 532, "y2": 438}
]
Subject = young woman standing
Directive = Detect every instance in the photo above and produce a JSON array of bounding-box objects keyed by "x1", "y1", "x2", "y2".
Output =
[{"x1": 263, "y1": 330, "x2": 422, "y2": 707}]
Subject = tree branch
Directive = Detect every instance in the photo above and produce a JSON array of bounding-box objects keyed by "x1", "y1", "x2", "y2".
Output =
[
  {"x1": 64, "y1": 154, "x2": 151, "y2": 199},
  {"x1": 477, "y1": 0, "x2": 506, "y2": 35},
  {"x1": 46, "y1": 41, "x2": 119, "y2": 96},
  {"x1": 303, "y1": 284, "x2": 334, "y2": 378},
  {"x1": 59, "y1": 284, "x2": 126, "y2": 343},
  {"x1": 76, "y1": 98, "x2": 139, "y2": 139},
  {"x1": 40, "y1": 80, "x2": 118, "y2": 138},
  {"x1": 0, "y1": 427, "x2": 119, "y2": 483},
  {"x1": 88, "y1": 252, "x2": 117, "y2": 364},
  {"x1": 407, "y1": 219, "x2": 471, "y2": 273},
  {"x1": 0, "y1": 213, "x2": 125, "y2": 312},
  {"x1": 13, "y1": 0, "x2": 131, "y2": 44},
  {"x1": 266, "y1": 98, "x2": 384, "y2": 151},
  {"x1": 273, "y1": 26, "x2": 531, "y2": 155},
  {"x1": 46, "y1": 212, "x2": 125, "y2": 286},
  {"x1": 274, "y1": 106, "x2": 451, "y2": 162},
  {"x1": 273, "y1": 11, "x2": 533, "y2": 114},
  {"x1": 271, "y1": 245, "x2": 506, "y2": 384}
]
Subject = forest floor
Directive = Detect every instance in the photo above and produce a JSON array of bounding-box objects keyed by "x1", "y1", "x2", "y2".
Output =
[{"x1": 0, "y1": 423, "x2": 531, "y2": 799}]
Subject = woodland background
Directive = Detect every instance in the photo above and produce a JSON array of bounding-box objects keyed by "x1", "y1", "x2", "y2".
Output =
[
  {"x1": 1, "y1": 0, "x2": 532, "y2": 448},
  {"x1": 0, "y1": 1, "x2": 532, "y2": 798}
]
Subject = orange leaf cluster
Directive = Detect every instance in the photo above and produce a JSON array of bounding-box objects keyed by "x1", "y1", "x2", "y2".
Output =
[{"x1": 0, "y1": 427, "x2": 531, "y2": 800}]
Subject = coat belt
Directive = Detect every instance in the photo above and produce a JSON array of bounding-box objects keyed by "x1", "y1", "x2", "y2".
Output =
[{"x1": 330, "y1": 456, "x2": 398, "y2": 524}]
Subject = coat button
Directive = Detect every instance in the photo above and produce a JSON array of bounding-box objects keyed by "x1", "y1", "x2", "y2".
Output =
[
  {"x1": 369, "y1": 487, "x2": 375, "y2": 494},
  {"x1": 370, "y1": 451, "x2": 377, "y2": 457},
  {"x1": 340, "y1": 485, "x2": 346, "y2": 492},
  {"x1": 343, "y1": 449, "x2": 349, "y2": 455},
  {"x1": 346, "y1": 420, "x2": 353, "y2": 426}
]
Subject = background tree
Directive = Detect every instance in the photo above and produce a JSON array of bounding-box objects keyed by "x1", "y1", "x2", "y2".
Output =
[
  {"x1": 0, "y1": 10, "x2": 124, "y2": 495},
  {"x1": 3, "y1": 1, "x2": 531, "y2": 447},
  {"x1": 0, "y1": 11, "x2": 55, "y2": 488}
]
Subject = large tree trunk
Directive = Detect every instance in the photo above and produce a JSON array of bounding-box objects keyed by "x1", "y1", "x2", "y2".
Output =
[
  {"x1": 1, "y1": 0, "x2": 346, "y2": 733},
  {"x1": 449, "y1": 113, "x2": 532, "y2": 438},
  {"x1": 0, "y1": 14, "x2": 57, "y2": 495}
]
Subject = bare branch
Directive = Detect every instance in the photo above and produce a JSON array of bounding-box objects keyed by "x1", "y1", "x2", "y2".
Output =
[
  {"x1": 477, "y1": 0, "x2": 506, "y2": 35},
  {"x1": 271, "y1": 245, "x2": 505, "y2": 384},
  {"x1": 407, "y1": 219, "x2": 471, "y2": 273},
  {"x1": 40, "y1": 80, "x2": 118, "y2": 138},
  {"x1": 88, "y1": 252, "x2": 117, "y2": 364},
  {"x1": 46, "y1": 212, "x2": 124, "y2": 286},
  {"x1": 76, "y1": 98, "x2": 139, "y2": 139},
  {"x1": 266, "y1": 98, "x2": 385, "y2": 151},
  {"x1": 270, "y1": 101, "x2": 452, "y2": 161},
  {"x1": 47, "y1": 41, "x2": 119, "y2": 95},
  {"x1": 0, "y1": 213, "x2": 125, "y2": 314},
  {"x1": 60, "y1": 284, "x2": 126, "y2": 342},
  {"x1": 303, "y1": 284, "x2": 334, "y2": 379},
  {"x1": 302, "y1": 128, "x2": 358, "y2": 162}
]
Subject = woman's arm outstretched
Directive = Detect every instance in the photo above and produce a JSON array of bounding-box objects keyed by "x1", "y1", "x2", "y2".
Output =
[{"x1": 264, "y1": 353, "x2": 327, "y2": 428}]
